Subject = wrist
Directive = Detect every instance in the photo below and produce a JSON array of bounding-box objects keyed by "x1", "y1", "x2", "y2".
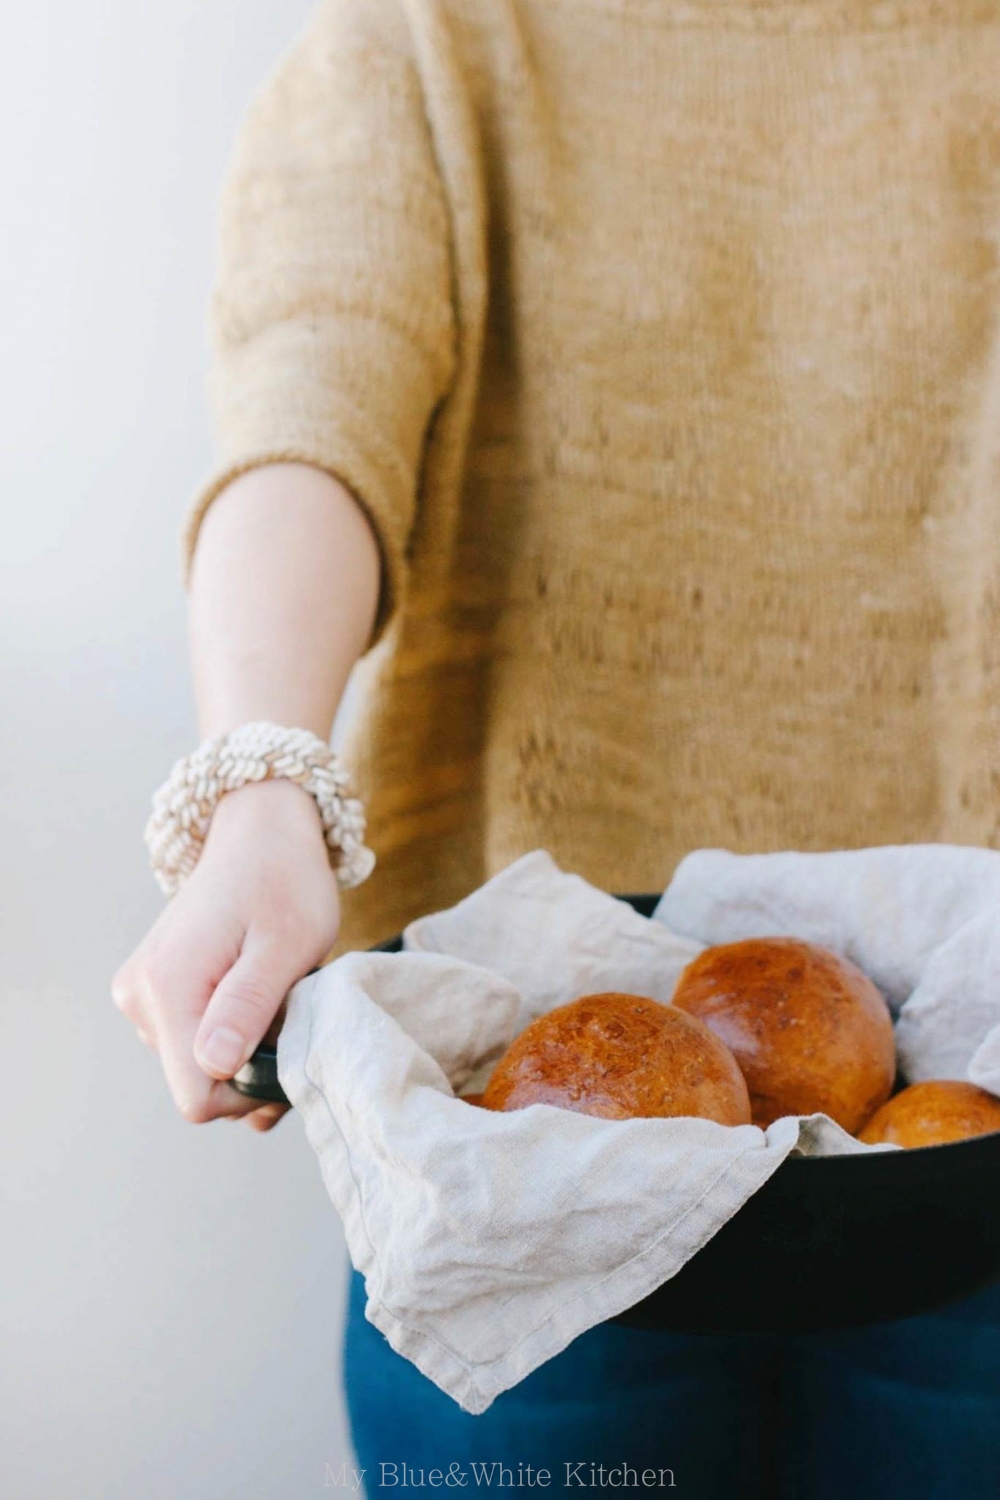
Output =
[
  {"x1": 145, "y1": 721, "x2": 374, "y2": 896},
  {"x1": 206, "y1": 777, "x2": 326, "y2": 847}
]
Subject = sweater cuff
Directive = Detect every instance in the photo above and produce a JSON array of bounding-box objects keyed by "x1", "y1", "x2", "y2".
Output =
[{"x1": 181, "y1": 315, "x2": 444, "y2": 655}]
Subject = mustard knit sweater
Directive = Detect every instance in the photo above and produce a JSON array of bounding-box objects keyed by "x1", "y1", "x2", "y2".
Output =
[{"x1": 184, "y1": 0, "x2": 1000, "y2": 953}]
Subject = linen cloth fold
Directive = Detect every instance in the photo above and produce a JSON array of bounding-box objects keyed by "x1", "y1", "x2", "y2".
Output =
[{"x1": 277, "y1": 846, "x2": 978, "y2": 1414}]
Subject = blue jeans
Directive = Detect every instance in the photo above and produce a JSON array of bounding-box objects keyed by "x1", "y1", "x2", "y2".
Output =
[{"x1": 343, "y1": 1270, "x2": 1000, "y2": 1498}]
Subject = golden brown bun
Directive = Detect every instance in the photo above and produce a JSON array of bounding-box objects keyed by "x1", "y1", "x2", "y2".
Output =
[
  {"x1": 460, "y1": 1092, "x2": 485, "y2": 1107},
  {"x1": 672, "y1": 938, "x2": 894, "y2": 1133},
  {"x1": 479, "y1": 992, "x2": 751, "y2": 1125},
  {"x1": 859, "y1": 1079, "x2": 1000, "y2": 1148}
]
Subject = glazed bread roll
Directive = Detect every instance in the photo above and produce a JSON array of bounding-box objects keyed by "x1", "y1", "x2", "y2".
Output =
[
  {"x1": 479, "y1": 991, "x2": 751, "y2": 1124},
  {"x1": 672, "y1": 938, "x2": 894, "y2": 1133},
  {"x1": 859, "y1": 1079, "x2": 1000, "y2": 1148}
]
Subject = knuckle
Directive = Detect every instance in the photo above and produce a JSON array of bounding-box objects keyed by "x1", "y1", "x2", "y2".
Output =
[
  {"x1": 140, "y1": 956, "x2": 175, "y2": 1001},
  {"x1": 178, "y1": 1095, "x2": 215, "y2": 1125},
  {"x1": 111, "y1": 962, "x2": 138, "y2": 1010},
  {"x1": 112, "y1": 989, "x2": 141, "y2": 1026}
]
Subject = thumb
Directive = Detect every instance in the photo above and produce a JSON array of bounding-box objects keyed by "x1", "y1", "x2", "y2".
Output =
[{"x1": 193, "y1": 936, "x2": 299, "y2": 1081}]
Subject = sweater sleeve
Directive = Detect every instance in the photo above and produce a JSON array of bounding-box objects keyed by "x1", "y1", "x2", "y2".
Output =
[{"x1": 182, "y1": 0, "x2": 457, "y2": 651}]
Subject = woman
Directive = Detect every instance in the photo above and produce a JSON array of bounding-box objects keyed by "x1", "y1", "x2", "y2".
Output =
[{"x1": 112, "y1": 0, "x2": 1000, "y2": 1492}]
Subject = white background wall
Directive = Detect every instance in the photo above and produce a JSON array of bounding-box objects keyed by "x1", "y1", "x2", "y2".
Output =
[{"x1": 0, "y1": 5, "x2": 356, "y2": 1495}]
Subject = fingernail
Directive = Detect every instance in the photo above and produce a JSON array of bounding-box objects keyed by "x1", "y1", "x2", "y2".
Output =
[{"x1": 198, "y1": 1027, "x2": 248, "y2": 1075}]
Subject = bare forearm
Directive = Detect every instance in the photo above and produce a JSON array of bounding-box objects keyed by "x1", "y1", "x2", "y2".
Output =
[
  {"x1": 111, "y1": 464, "x2": 380, "y2": 1130},
  {"x1": 188, "y1": 462, "x2": 381, "y2": 740}
]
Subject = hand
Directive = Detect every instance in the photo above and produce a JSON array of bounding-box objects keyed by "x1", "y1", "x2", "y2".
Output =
[{"x1": 112, "y1": 778, "x2": 342, "y2": 1131}]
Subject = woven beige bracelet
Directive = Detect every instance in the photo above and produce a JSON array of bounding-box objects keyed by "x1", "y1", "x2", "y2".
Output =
[{"x1": 144, "y1": 721, "x2": 376, "y2": 897}]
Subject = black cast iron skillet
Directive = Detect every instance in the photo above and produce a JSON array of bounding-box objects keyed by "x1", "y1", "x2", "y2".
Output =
[{"x1": 232, "y1": 893, "x2": 1000, "y2": 1334}]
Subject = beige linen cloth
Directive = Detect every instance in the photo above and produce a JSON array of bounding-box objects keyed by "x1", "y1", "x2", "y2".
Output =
[{"x1": 276, "y1": 847, "x2": 1000, "y2": 1414}]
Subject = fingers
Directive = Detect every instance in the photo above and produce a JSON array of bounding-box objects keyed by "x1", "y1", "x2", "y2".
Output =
[
  {"x1": 141, "y1": 955, "x2": 239, "y2": 1124},
  {"x1": 112, "y1": 924, "x2": 301, "y2": 1126},
  {"x1": 112, "y1": 929, "x2": 254, "y2": 1124},
  {"x1": 192, "y1": 933, "x2": 301, "y2": 1083},
  {"x1": 241, "y1": 1102, "x2": 291, "y2": 1132},
  {"x1": 221, "y1": 1102, "x2": 289, "y2": 1130}
]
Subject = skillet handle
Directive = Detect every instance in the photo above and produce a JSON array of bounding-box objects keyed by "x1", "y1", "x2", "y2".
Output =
[
  {"x1": 228, "y1": 962, "x2": 329, "y2": 1106},
  {"x1": 231, "y1": 1045, "x2": 289, "y2": 1105}
]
